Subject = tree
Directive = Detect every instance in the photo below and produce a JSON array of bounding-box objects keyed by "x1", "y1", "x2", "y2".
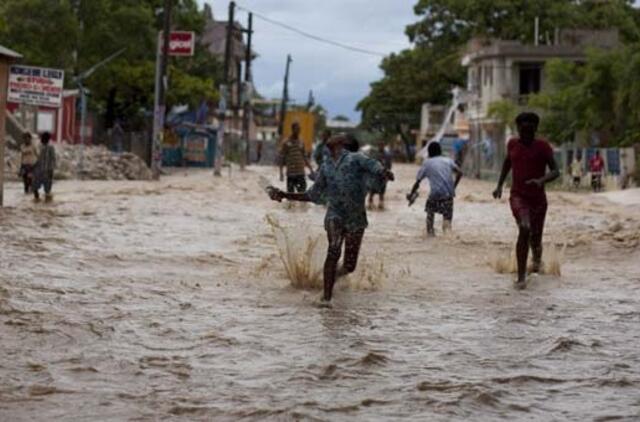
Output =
[
  {"x1": 333, "y1": 115, "x2": 350, "y2": 122},
  {"x1": 529, "y1": 47, "x2": 640, "y2": 146},
  {"x1": 0, "y1": 0, "x2": 222, "y2": 130}
]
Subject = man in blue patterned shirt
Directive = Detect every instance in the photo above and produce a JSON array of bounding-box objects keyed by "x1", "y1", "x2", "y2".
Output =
[{"x1": 268, "y1": 134, "x2": 394, "y2": 302}]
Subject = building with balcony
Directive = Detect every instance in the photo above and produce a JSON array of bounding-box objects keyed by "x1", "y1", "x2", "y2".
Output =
[{"x1": 460, "y1": 29, "x2": 619, "y2": 177}]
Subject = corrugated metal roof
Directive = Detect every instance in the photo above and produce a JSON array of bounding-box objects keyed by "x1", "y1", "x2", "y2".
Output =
[{"x1": 0, "y1": 44, "x2": 22, "y2": 59}]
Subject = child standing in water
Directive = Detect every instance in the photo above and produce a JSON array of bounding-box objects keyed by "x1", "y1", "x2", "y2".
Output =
[
  {"x1": 33, "y1": 132, "x2": 57, "y2": 202},
  {"x1": 493, "y1": 112, "x2": 559, "y2": 290},
  {"x1": 268, "y1": 134, "x2": 394, "y2": 303},
  {"x1": 19, "y1": 132, "x2": 37, "y2": 194},
  {"x1": 407, "y1": 142, "x2": 462, "y2": 237}
]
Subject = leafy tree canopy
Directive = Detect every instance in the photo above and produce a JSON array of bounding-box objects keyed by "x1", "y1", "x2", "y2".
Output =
[{"x1": 0, "y1": 0, "x2": 222, "y2": 128}]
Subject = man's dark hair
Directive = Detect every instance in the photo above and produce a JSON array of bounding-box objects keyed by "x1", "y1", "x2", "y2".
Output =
[
  {"x1": 427, "y1": 142, "x2": 442, "y2": 158},
  {"x1": 344, "y1": 134, "x2": 359, "y2": 152},
  {"x1": 515, "y1": 112, "x2": 540, "y2": 127},
  {"x1": 40, "y1": 132, "x2": 51, "y2": 144}
]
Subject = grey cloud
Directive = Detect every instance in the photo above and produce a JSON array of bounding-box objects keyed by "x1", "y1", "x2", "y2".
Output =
[{"x1": 203, "y1": 0, "x2": 415, "y2": 120}]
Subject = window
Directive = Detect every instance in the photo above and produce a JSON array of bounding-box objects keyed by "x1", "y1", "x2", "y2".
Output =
[{"x1": 519, "y1": 63, "x2": 543, "y2": 95}]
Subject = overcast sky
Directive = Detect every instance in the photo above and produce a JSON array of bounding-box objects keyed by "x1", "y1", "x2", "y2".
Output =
[{"x1": 201, "y1": 1, "x2": 416, "y2": 122}]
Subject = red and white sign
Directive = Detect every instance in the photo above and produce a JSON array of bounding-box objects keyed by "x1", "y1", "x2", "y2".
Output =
[
  {"x1": 165, "y1": 31, "x2": 195, "y2": 56},
  {"x1": 8, "y1": 65, "x2": 65, "y2": 108}
]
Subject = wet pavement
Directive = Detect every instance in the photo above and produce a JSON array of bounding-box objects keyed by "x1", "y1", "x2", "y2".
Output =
[{"x1": 1, "y1": 165, "x2": 639, "y2": 421}]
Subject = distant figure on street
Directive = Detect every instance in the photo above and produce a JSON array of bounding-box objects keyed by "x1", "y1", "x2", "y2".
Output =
[
  {"x1": 570, "y1": 153, "x2": 584, "y2": 190},
  {"x1": 407, "y1": 142, "x2": 462, "y2": 237},
  {"x1": 367, "y1": 141, "x2": 392, "y2": 210},
  {"x1": 589, "y1": 150, "x2": 605, "y2": 192},
  {"x1": 313, "y1": 129, "x2": 332, "y2": 171},
  {"x1": 267, "y1": 134, "x2": 394, "y2": 303},
  {"x1": 493, "y1": 112, "x2": 560, "y2": 289},
  {"x1": 112, "y1": 119, "x2": 125, "y2": 153},
  {"x1": 19, "y1": 132, "x2": 37, "y2": 194},
  {"x1": 33, "y1": 132, "x2": 57, "y2": 202},
  {"x1": 279, "y1": 122, "x2": 314, "y2": 193}
]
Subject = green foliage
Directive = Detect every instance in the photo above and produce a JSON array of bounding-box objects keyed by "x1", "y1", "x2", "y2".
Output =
[
  {"x1": 529, "y1": 47, "x2": 640, "y2": 146},
  {"x1": 357, "y1": 47, "x2": 461, "y2": 135},
  {"x1": 487, "y1": 100, "x2": 518, "y2": 132},
  {"x1": 0, "y1": 0, "x2": 222, "y2": 129}
]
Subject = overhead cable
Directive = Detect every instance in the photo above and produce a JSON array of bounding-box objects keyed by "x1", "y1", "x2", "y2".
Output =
[{"x1": 235, "y1": 4, "x2": 387, "y2": 58}]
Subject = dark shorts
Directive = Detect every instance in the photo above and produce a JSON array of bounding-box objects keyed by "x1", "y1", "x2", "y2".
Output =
[
  {"x1": 425, "y1": 198, "x2": 454, "y2": 221},
  {"x1": 287, "y1": 175, "x2": 307, "y2": 193},
  {"x1": 509, "y1": 195, "x2": 547, "y2": 235}
]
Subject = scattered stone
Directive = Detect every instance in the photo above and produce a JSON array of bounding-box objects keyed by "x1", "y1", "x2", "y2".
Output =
[{"x1": 4, "y1": 143, "x2": 151, "y2": 181}]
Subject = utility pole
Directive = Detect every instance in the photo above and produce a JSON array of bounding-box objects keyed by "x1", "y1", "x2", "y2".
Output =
[
  {"x1": 152, "y1": 0, "x2": 172, "y2": 180},
  {"x1": 219, "y1": 1, "x2": 235, "y2": 174},
  {"x1": 278, "y1": 54, "x2": 292, "y2": 138},
  {"x1": 242, "y1": 12, "x2": 253, "y2": 166}
]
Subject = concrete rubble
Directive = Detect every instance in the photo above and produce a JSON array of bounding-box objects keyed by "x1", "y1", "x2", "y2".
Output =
[{"x1": 3, "y1": 142, "x2": 151, "y2": 181}]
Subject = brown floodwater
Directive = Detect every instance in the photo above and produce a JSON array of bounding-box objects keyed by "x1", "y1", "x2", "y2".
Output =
[{"x1": 1, "y1": 165, "x2": 639, "y2": 421}]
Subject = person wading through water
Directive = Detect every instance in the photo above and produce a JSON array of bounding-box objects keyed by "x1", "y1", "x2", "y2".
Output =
[
  {"x1": 493, "y1": 112, "x2": 560, "y2": 289},
  {"x1": 267, "y1": 134, "x2": 394, "y2": 303}
]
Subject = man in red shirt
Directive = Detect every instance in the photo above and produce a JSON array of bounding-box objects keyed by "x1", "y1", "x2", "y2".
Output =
[
  {"x1": 589, "y1": 150, "x2": 605, "y2": 192},
  {"x1": 493, "y1": 113, "x2": 560, "y2": 289}
]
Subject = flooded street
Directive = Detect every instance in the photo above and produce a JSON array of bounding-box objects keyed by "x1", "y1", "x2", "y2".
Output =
[{"x1": 1, "y1": 164, "x2": 639, "y2": 421}]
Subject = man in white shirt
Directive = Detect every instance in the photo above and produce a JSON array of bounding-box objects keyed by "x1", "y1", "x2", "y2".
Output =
[{"x1": 407, "y1": 142, "x2": 463, "y2": 236}]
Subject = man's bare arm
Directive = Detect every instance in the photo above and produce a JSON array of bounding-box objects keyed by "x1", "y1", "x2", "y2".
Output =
[{"x1": 493, "y1": 158, "x2": 511, "y2": 199}]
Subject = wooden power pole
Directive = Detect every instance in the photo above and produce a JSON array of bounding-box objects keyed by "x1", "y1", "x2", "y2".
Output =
[{"x1": 278, "y1": 54, "x2": 292, "y2": 138}]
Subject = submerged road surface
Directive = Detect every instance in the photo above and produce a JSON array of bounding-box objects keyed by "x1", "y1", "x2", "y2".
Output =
[{"x1": 1, "y1": 165, "x2": 639, "y2": 421}]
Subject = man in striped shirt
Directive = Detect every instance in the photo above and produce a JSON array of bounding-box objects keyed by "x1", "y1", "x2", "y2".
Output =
[{"x1": 279, "y1": 122, "x2": 313, "y2": 193}]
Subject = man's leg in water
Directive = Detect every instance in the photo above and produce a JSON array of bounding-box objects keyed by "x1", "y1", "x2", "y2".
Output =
[
  {"x1": 426, "y1": 210, "x2": 435, "y2": 236},
  {"x1": 323, "y1": 221, "x2": 345, "y2": 301},
  {"x1": 337, "y1": 229, "x2": 365, "y2": 278},
  {"x1": 529, "y1": 203, "x2": 548, "y2": 273},
  {"x1": 441, "y1": 198, "x2": 454, "y2": 233},
  {"x1": 510, "y1": 197, "x2": 531, "y2": 285}
]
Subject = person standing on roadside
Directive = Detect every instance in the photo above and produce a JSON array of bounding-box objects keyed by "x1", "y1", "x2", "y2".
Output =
[
  {"x1": 589, "y1": 150, "x2": 605, "y2": 192},
  {"x1": 19, "y1": 132, "x2": 37, "y2": 194},
  {"x1": 279, "y1": 122, "x2": 314, "y2": 193},
  {"x1": 570, "y1": 153, "x2": 584, "y2": 190},
  {"x1": 33, "y1": 132, "x2": 57, "y2": 202},
  {"x1": 492, "y1": 113, "x2": 560, "y2": 290}
]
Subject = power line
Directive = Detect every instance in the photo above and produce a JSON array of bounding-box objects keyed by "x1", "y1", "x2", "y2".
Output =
[{"x1": 235, "y1": 4, "x2": 387, "y2": 58}]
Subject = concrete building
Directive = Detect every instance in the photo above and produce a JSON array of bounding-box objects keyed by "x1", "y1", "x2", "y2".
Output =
[{"x1": 461, "y1": 29, "x2": 619, "y2": 177}]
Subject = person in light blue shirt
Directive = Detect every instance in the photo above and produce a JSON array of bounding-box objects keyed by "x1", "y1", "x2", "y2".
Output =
[
  {"x1": 407, "y1": 142, "x2": 462, "y2": 237},
  {"x1": 268, "y1": 134, "x2": 394, "y2": 303}
]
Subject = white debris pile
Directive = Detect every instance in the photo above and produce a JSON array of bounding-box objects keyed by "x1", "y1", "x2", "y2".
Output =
[{"x1": 3, "y1": 143, "x2": 152, "y2": 181}]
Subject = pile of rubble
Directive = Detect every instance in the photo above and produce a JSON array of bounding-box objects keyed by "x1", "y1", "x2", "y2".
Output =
[{"x1": 3, "y1": 143, "x2": 152, "y2": 181}]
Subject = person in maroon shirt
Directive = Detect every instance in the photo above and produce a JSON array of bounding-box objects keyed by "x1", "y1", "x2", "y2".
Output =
[
  {"x1": 589, "y1": 150, "x2": 605, "y2": 192},
  {"x1": 493, "y1": 112, "x2": 560, "y2": 289}
]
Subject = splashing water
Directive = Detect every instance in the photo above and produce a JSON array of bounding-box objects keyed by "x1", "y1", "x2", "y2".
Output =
[
  {"x1": 265, "y1": 214, "x2": 387, "y2": 290},
  {"x1": 266, "y1": 214, "x2": 325, "y2": 289},
  {"x1": 490, "y1": 242, "x2": 566, "y2": 276}
]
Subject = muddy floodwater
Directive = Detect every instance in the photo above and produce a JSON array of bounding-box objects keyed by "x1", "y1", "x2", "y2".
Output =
[{"x1": 1, "y1": 164, "x2": 639, "y2": 421}]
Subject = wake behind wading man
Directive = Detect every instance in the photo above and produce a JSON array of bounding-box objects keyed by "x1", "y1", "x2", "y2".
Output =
[
  {"x1": 493, "y1": 112, "x2": 560, "y2": 289},
  {"x1": 268, "y1": 134, "x2": 394, "y2": 303}
]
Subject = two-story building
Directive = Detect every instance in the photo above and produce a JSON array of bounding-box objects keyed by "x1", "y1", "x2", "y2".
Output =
[{"x1": 461, "y1": 29, "x2": 619, "y2": 176}]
